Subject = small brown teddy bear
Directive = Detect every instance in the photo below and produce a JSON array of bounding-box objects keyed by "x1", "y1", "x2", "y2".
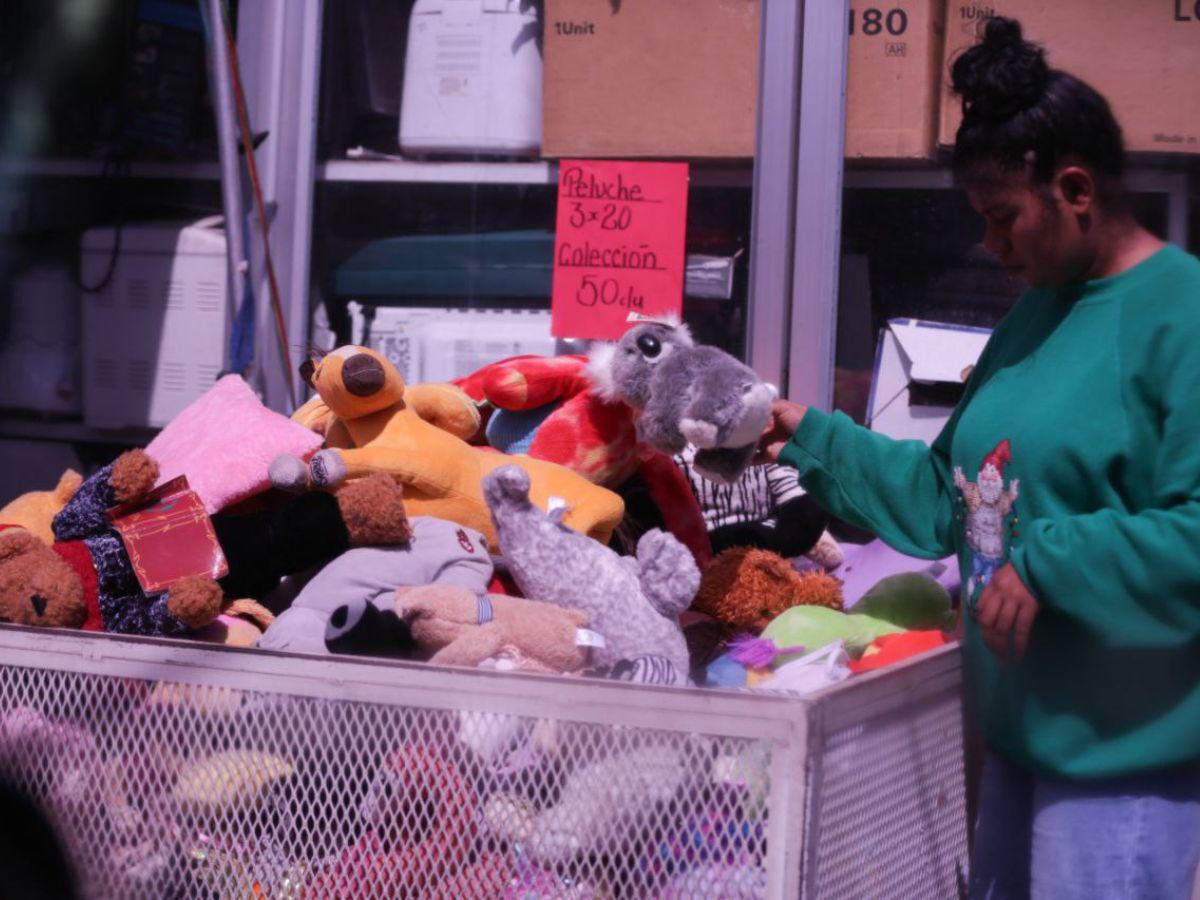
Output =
[
  {"x1": 395, "y1": 583, "x2": 593, "y2": 673},
  {"x1": 694, "y1": 546, "x2": 844, "y2": 634},
  {"x1": 0, "y1": 450, "x2": 218, "y2": 631},
  {"x1": 0, "y1": 449, "x2": 411, "y2": 637}
]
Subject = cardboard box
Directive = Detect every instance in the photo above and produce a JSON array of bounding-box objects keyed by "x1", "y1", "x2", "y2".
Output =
[
  {"x1": 940, "y1": 1, "x2": 1200, "y2": 155},
  {"x1": 846, "y1": 0, "x2": 946, "y2": 160},
  {"x1": 867, "y1": 318, "x2": 992, "y2": 445},
  {"x1": 542, "y1": 0, "x2": 760, "y2": 159}
]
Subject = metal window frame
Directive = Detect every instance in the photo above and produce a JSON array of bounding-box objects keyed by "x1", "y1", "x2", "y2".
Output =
[
  {"x1": 749, "y1": 0, "x2": 849, "y2": 407},
  {"x1": 237, "y1": 0, "x2": 324, "y2": 413}
]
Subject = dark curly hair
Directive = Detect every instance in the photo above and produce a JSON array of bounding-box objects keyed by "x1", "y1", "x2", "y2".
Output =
[{"x1": 951, "y1": 17, "x2": 1126, "y2": 204}]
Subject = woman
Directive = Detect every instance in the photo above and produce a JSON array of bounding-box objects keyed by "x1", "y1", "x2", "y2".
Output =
[{"x1": 759, "y1": 17, "x2": 1200, "y2": 899}]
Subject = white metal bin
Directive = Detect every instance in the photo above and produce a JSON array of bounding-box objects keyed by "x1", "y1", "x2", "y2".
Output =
[
  {"x1": 80, "y1": 217, "x2": 229, "y2": 429},
  {"x1": 0, "y1": 627, "x2": 967, "y2": 899}
]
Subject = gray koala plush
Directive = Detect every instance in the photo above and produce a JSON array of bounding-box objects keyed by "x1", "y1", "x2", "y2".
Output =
[
  {"x1": 483, "y1": 464, "x2": 696, "y2": 677},
  {"x1": 587, "y1": 321, "x2": 777, "y2": 485}
]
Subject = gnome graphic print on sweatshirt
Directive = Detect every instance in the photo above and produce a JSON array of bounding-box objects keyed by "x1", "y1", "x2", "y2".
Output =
[{"x1": 954, "y1": 439, "x2": 1019, "y2": 608}]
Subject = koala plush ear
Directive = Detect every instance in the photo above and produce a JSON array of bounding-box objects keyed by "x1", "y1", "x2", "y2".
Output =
[
  {"x1": 585, "y1": 342, "x2": 620, "y2": 402},
  {"x1": 0, "y1": 527, "x2": 40, "y2": 561},
  {"x1": 662, "y1": 318, "x2": 693, "y2": 347}
]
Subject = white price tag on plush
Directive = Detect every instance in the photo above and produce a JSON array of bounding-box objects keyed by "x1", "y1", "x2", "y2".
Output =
[{"x1": 574, "y1": 629, "x2": 607, "y2": 649}]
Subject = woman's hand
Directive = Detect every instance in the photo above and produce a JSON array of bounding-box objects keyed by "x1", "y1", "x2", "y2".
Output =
[
  {"x1": 975, "y1": 563, "x2": 1040, "y2": 662},
  {"x1": 754, "y1": 399, "x2": 809, "y2": 464}
]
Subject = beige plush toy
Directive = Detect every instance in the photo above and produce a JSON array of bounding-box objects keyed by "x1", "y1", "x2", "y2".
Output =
[
  {"x1": 0, "y1": 469, "x2": 82, "y2": 545},
  {"x1": 193, "y1": 598, "x2": 276, "y2": 648},
  {"x1": 395, "y1": 583, "x2": 594, "y2": 673}
]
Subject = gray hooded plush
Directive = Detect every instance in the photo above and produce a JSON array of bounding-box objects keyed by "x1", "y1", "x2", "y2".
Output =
[
  {"x1": 587, "y1": 321, "x2": 777, "y2": 485},
  {"x1": 483, "y1": 464, "x2": 696, "y2": 677}
]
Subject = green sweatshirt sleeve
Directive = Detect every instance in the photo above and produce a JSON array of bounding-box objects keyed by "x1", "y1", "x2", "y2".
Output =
[
  {"x1": 1009, "y1": 302, "x2": 1200, "y2": 647},
  {"x1": 778, "y1": 407, "x2": 960, "y2": 559}
]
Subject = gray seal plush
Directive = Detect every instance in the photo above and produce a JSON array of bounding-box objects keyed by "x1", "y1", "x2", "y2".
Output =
[
  {"x1": 483, "y1": 464, "x2": 695, "y2": 676},
  {"x1": 587, "y1": 321, "x2": 777, "y2": 485}
]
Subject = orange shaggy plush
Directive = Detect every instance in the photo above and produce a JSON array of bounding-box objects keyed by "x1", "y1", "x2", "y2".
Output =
[{"x1": 694, "y1": 546, "x2": 843, "y2": 633}]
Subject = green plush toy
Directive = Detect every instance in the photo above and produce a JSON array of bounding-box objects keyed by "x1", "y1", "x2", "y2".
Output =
[
  {"x1": 748, "y1": 573, "x2": 954, "y2": 667},
  {"x1": 850, "y1": 573, "x2": 956, "y2": 632},
  {"x1": 761, "y1": 605, "x2": 901, "y2": 663}
]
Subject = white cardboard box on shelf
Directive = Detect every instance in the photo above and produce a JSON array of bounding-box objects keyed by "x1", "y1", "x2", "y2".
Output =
[
  {"x1": 347, "y1": 303, "x2": 558, "y2": 384},
  {"x1": 399, "y1": 0, "x2": 543, "y2": 157},
  {"x1": 81, "y1": 217, "x2": 229, "y2": 429},
  {"x1": 867, "y1": 318, "x2": 992, "y2": 445}
]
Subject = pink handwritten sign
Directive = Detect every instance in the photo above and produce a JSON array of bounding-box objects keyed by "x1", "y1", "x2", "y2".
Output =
[{"x1": 551, "y1": 159, "x2": 689, "y2": 340}]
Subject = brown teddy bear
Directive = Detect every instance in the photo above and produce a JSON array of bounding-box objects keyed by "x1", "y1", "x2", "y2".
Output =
[
  {"x1": 694, "y1": 546, "x2": 844, "y2": 634},
  {"x1": 0, "y1": 449, "x2": 411, "y2": 637},
  {"x1": 394, "y1": 583, "x2": 593, "y2": 673}
]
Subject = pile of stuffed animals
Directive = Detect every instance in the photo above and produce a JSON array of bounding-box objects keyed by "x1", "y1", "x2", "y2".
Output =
[
  {"x1": 0, "y1": 320, "x2": 952, "y2": 685},
  {"x1": 0, "y1": 320, "x2": 958, "y2": 896}
]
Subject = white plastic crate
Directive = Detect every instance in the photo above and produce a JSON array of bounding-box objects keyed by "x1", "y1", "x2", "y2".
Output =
[
  {"x1": 81, "y1": 217, "x2": 229, "y2": 429},
  {"x1": 348, "y1": 303, "x2": 559, "y2": 384},
  {"x1": 0, "y1": 627, "x2": 966, "y2": 899}
]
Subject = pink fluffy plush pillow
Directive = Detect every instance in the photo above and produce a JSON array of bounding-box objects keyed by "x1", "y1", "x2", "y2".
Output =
[{"x1": 145, "y1": 375, "x2": 322, "y2": 514}]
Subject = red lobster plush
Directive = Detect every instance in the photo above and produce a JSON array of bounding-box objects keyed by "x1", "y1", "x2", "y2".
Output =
[{"x1": 454, "y1": 354, "x2": 711, "y2": 565}]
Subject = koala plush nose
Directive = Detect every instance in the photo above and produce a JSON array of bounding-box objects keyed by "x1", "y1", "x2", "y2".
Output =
[
  {"x1": 342, "y1": 354, "x2": 386, "y2": 397},
  {"x1": 30, "y1": 594, "x2": 47, "y2": 617}
]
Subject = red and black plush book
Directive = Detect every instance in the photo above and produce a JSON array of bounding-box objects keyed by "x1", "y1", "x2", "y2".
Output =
[{"x1": 107, "y1": 476, "x2": 228, "y2": 594}]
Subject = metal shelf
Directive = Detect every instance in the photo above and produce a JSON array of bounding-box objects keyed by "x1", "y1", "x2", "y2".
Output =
[
  {"x1": 319, "y1": 158, "x2": 554, "y2": 185},
  {"x1": 0, "y1": 159, "x2": 221, "y2": 180},
  {"x1": 843, "y1": 162, "x2": 1193, "y2": 246},
  {"x1": 0, "y1": 415, "x2": 158, "y2": 446},
  {"x1": 844, "y1": 163, "x2": 1193, "y2": 193},
  {"x1": 318, "y1": 158, "x2": 755, "y2": 188}
]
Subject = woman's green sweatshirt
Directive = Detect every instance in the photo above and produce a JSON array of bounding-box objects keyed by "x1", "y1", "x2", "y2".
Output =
[{"x1": 780, "y1": 244, "x2": 1200, "y2": 780}]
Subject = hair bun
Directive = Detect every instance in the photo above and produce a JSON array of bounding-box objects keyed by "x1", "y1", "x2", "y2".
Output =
[{"x1": 951, "y1": 16, "x2": 1048, "y2": 123}]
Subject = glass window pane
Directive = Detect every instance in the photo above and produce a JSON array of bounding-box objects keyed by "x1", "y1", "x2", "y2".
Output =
[{"x1": 312, "y1": 0, "x2": 760, "y2": 386}]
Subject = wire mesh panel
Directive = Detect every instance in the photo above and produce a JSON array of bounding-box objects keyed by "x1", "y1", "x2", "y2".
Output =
[
  {"x1": 804, "y1": 653, "x2": 968, "y2": 899},
  {"x1": 0, "y1": 627, "x2": 962, "y2": 899}
]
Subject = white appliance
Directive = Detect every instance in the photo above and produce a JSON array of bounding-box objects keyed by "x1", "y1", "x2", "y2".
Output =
[
  {"x1": 867, "y1": 318, "x2": 992, "y2": 445},
  {"x1": 0, "y1": 263, "x2": 82, "y2": 415},
  {"x1": 81, "y1": 217, "x2": 230, "y2": 428},
  {"x1": 347, "y1": 303, "x2": 556, "y2": 384},
  {"x1": 399, "y1": 0, "x2": 542, "y2": 156}
]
